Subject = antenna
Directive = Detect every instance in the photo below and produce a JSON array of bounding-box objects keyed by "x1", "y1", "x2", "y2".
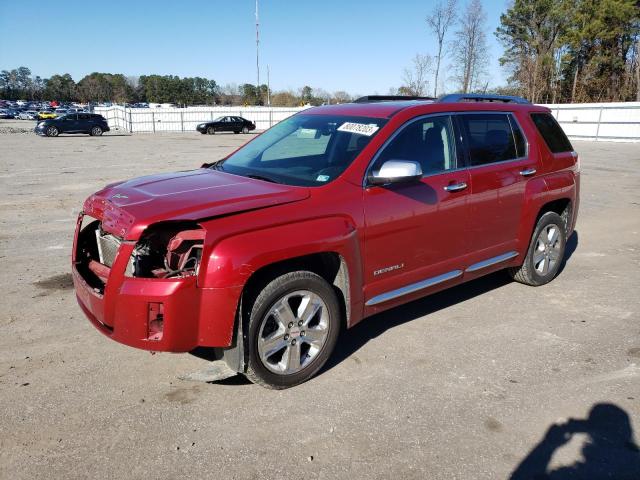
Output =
[{"x1": 255, "y1": 0, "x2": 260, "y2": 98}]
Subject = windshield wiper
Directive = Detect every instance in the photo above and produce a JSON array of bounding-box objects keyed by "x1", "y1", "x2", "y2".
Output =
[{"x1": 246, "y1": 173, "x2": 279, "y2": 184}]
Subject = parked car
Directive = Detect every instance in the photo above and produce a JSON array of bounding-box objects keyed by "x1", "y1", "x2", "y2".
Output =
[
  {"x1": 37, "y1": 110, "x2": 57, "y2": 120},
  {"x1": 17, "y1": 110, "x2": 38, "y2": 120},
  {"x1": 197, "y1": 116, "x2": 256, "y2": 134},
  {"x1": 0, "y1": 109, "x2": 16, "y2": 119},
  {"x1": 72, "y1": 94, "x2": 579, "y2": 389},
  {"x1": 35, "y1": 113, "x2": 110, "y2": 137}
]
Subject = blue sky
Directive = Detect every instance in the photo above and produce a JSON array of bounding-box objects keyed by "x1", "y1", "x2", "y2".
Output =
[{"x1": 0, "y1": 0, "x2": 510, "y2": 95}]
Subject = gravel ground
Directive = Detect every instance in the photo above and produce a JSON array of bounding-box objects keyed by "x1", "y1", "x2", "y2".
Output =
[{"x1": 0, "y1": 122, "x2": 638, "y2": 479}]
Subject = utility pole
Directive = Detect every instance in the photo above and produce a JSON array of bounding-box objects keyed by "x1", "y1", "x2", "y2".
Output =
[
  {"x1": 267, "y1": 64, "x2": 271, "y2": 107},
  {"x1": 255, "y1": 0, "x2": 260, "y2": 104}
]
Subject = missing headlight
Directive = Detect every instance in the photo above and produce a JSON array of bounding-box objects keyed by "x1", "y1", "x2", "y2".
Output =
[{"x1": 129, "y1": 223, "x2": 205, "y2": 279}]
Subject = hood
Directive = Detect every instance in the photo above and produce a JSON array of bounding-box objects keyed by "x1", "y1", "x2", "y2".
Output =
[{"x1": 83, "y1": 169, "x2": 310, "y2": 240}]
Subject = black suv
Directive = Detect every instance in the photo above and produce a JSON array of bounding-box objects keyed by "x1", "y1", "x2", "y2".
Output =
[
  {"x1": 36, "y1": 113, "x2": 110, "y2": 137},
  {"x1": 196, "y1": 116, "x2": 256, "y2": 135}
]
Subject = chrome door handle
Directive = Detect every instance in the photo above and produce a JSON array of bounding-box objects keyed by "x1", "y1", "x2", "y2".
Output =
[
  {"x1": 444, "y1": 182, "x2": 468, "y2": 192},
  {"x1": 520, "y1": 168, "x2": 537, "y2": 177}
]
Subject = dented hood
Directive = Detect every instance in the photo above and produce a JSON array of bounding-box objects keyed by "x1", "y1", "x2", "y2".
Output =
[{"x1": 83, "y1": 169, "x2": 310, "y2": 240}]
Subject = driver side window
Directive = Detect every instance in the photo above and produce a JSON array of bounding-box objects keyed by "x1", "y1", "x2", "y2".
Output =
[{"x1": 374, "y1": 115, "x2": 457, "y2": 176}]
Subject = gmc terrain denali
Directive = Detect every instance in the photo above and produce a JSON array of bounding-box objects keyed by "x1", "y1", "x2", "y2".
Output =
[{"x1": 72, "y1": 94, "x2": 580, "y2": 388}]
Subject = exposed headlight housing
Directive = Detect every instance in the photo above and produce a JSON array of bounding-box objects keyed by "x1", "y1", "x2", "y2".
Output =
[{"x1": 128, "y1": 223, "x2": 205, "y2": 279}]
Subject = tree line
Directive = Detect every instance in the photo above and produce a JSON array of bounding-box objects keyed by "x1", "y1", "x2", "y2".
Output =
[
  {"x1": 399, "y1": 0, "x2": 640, "y2": 103},
  {"x1": 0, "y1": 67, "x2": 350, "y2": 107}
]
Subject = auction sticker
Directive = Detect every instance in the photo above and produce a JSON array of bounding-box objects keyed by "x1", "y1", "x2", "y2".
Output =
[{"x1": 337, "y1": 122, "x2": 379, "y2": 136}]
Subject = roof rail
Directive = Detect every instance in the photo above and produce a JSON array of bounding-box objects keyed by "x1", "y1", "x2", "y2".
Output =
[
  {"x1": 354, "y1": 95, "x2": 435, "y2": 103},
  {"x1": 438, "y1": 93, "x2": 531, "y2": 104}
]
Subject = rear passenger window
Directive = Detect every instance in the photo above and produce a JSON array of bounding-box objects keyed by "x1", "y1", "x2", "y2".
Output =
[
  {"x1": 530, "y1": 113, "x2": 573, "y2": 153},
  {"x1": 79, "y1": 114, "x2": 89, "y2": 120},
  {"x1": 373, "y1": 115, "x2": 457, "y2": 176},
  {"x1": 459, "y1": 114, "x2": 521, "y2": 166}
]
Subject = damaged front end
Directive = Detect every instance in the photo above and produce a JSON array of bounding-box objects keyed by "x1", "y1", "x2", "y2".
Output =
[
  {"x1": 73, "y1": 214, "x2": 210, "y2": 351},
  {"x1": 75, "y1": 218, "x2": 206, "y2": 294},
  {"x1": 128, "y1": 223, "x2": 205, "y2": 280}
]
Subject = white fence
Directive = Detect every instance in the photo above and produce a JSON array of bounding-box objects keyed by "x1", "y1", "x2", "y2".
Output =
[
  {"x1": 543, "y1": 102, "x2": 640, "y2": 142},
  {"x1": 96, "y1": 102, "x2": 640, "y2": 142},
  {"x1": 94, "y1": 105, "x2": 308, "y2": 133}
]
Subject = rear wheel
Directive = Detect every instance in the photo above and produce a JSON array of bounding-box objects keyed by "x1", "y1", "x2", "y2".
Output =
[
  {"x1": 90, "y1": 126, "x2": 103, "y2": 136},
  {"x1": 46, "y1": 126, "x2": 59, "y2": 137},
  {"x1": 207, "y1": 126, "x2": 216, "y2": 135},
  {"x1": 244, "y1": 271, "x2": 341, "y2": 389},
  {"x1": 509, "y1": 211, "x2": 566, "y2": 286}
]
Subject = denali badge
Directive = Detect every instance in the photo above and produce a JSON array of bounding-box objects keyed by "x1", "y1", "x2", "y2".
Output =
[
  {"x1": 112, "y1": 193, "x2": 128, "y2": 199},
  {"x1": 373, "y1": 263, "x2": 405, "y2": 276}
]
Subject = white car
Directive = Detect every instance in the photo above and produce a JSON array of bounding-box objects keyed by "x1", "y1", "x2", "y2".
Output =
[{"x1": 18, "y1": 110, "x2": 38, "y2": 120}]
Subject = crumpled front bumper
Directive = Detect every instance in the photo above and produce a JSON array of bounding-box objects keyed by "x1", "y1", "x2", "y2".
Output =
[{"x1": 72, "y1": 214, "x2": 242, "y2": 352}]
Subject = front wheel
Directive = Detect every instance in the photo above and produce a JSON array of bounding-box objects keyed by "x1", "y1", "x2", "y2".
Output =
[
  {"x1": 207, "y1": 126, "x2": 216, "y2": 135},
  {"x1": 90, "y1": 126, "x2": 103, "y2": 136},
  {"x1": 46, "y1": 126, "x2": 59, "y2": 137},
  {"x1": 242, "y1": 126, "x2": 249, "y2": 134},
  {"x1": 509, "y1": 211, "x2": 566, "y2": 286},
  {"x1": 245, "y1": 271, "x2": 341, "y2": 389}
]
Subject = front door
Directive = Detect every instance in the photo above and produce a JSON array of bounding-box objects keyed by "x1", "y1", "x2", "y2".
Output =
[
  {"x1": 61, "y1": 114, "x2": 78, "y2": 133},
  {"x1": 363, "y1": 114, "x2": 470, "y2": 308}
]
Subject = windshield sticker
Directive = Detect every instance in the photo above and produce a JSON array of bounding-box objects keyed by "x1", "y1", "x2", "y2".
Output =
[
  {"x1": 316, "y1": 175, "x2": 330, "y2": 182},
  {"x1": 337, "y1": 122, "x2": 379, "y2": 136}
]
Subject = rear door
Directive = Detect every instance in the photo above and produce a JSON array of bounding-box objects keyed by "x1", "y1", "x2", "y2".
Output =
[
  {"x1": 363, "y1": 114, "x2": 471, "y2": 308},
  {"x1": 77, "y1": 113, "x2": 92, "y2": 132},
  {"x1": 457, "y1": 112, "x2": 533, "y2": 268}
]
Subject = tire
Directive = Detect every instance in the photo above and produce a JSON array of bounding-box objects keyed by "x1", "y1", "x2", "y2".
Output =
[
  {"x1": 244, "y1": 271, "x2": 341, "y2": 389},
  {"x1": 242, "y1": 126, "x2": 249, "y2": 134},
  {"x1": 207, "y1": 126, "x2": 216, "y2": 135},
  {"x1": 509, "y1": 211, "x2": 566, "y2": 286},
  {"x1": 234, "y1": 130, "x2": 240, "y2": 134},
  {"x1": 46, "y1": 126, "x2": 59, "y2": 137},
  {"x1": 90, "y1": 126, "x2": 103, "y2": 136}
]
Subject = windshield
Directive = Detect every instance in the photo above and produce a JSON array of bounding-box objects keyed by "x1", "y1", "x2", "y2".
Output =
[
  {"x1": 214, "y1": 116, "x2": 224, "y2": 121},
  {"x1": 215, "y1": 114, "x2": 386, "y2": 186}
]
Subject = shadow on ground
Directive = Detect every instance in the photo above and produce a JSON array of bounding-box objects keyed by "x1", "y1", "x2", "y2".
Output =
[{"x1": 510, "y1": 403, "x2": 640, "y2": 479}]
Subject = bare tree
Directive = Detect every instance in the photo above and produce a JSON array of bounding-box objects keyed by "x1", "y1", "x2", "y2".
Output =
[
  {"x1": 401, "y1": 53, "x2": 433, "y2": 96},
  {"x1": 452, "y1": 0, "x2": 488, "y2": 93},
  {"x1": 426, "y1": 0, "x2": 457, "y2": 97}
]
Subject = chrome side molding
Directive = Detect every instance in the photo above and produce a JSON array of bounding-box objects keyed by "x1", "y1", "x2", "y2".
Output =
[
  {"x1": 465, "y1": 251, "x2": 519, "y2": 273},
  {"x1": 365, "y1": 269, "x2": 463, "y2": 306}
]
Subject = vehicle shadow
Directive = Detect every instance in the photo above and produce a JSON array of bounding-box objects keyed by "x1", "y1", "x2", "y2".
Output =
[
  {"x1": 323, "y1": 270, "x2": 512, "y2": 374},
  {"x1": 509, "y1": 403, "x2": 640, "y2": 479},
  {"x1": 323, "y1": 230, "x2": 579, "y2": 375}
]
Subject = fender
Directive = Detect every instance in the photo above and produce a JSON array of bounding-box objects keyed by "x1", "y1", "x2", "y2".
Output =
[
  {"x1": 516, "y1": 169, "x2": 577, "y2": 255},
  {"x1": 197, "y1": 216, "x2": 364, "y2": 347},
  {"x1": 515, "y1": 176, "x2": 549, "y2": 254}
]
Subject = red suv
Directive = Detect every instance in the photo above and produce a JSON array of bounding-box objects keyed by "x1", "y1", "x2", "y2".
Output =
[{"x1": 73, "y1": 94, "x2": 580, "y2": 388}]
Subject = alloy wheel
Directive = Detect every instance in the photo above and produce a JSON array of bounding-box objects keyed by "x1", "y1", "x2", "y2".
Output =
[
  {"x1": 533, "y1": 223, "x2": 562, "y2": 276},
  {"x1": 257, "y1": 290, "x2": 329, "y2": 375}
]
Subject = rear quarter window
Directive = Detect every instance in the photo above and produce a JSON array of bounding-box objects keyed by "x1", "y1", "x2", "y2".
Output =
[{"x1": 530, "y1": 113, "x2": 573, "y2": 153}]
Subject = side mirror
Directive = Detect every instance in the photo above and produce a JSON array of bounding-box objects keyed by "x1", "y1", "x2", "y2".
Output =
[{"x1": 368, "y1": 160, "x2": 423, "y2": 186}]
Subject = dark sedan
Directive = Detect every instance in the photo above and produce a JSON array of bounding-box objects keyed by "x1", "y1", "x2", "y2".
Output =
[
  {"x1": 196, "y1": 116, "x2": 256, "y2": 135},
  {"x1": 35, "y1": 113, "x2": 110, "y2": 137}
]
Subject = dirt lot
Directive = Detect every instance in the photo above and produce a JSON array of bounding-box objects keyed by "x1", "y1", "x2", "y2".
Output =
[{"x1": 0, "y1": 121, "x2": 639, "y2": 479}]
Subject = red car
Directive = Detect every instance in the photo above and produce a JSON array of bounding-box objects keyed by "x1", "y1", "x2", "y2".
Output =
[{"x1": 73, "y1": 94, "x2": 580, "y2": 389}]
